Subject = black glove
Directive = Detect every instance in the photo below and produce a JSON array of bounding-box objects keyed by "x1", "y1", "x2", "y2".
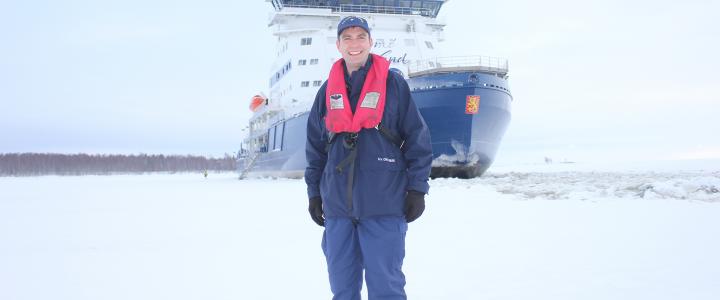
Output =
[
  {"x1": 308, "y1": 196, "x2": 325, "y2": 227},
  {"x1": 404, "y1": 190, "x2": 425, "y2": 223}
]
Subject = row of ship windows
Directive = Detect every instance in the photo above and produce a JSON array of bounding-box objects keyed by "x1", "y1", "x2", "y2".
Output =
[
  {"x1": 292, "y1": 81, "x2": 508, "y2": 91},
  {"x1": 271, "y1": 1, "x2": 442, "y2": 13},
  {"x1": 304, "y1": 37, "x2": 436, "y2": 47},
  {"x1": 280, "y1": 80, "x2": 511, "y2": 96},
  {"x1": 273, "y1": 58, "x2": 319, "y2": 80},
  {"x1": 301, "y1": 37, "x2": 434, "y2": 49},
  {"x1": 270, "y1": 57, "x2": 319, "y2": 83},
  {"x1": 301, "y1": 80, "x2": 323, "y2": 87},
  {"x1": 270, "y1": 59, "x2": 323, "y2": 87},
  {"x1": 275, "y1": 80, "x2": 323, "y2": 98},
  {"x1": 271, "y1": 61, "x2": 294, "y2": 86},
  {"x1": 278, "y1": 37, "x2": 435, "y2": 56},
  {"x1": 277, "y1": 38, "x2": 313, "y2": 56},
  {"x1": 412, "y1": 83, "x2": 510, "y2": 92},
  {"x1": 298, "y1": 58, "x2": 319, "y2": 66}
]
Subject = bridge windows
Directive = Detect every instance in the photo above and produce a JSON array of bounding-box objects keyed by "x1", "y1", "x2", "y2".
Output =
[
  {"x1": 301, "y1": 37, "x2": 313, "y2": 46},
  {"x1": 298, "y1": 59, "x2": 307, "y2": 65},
  {"x1": 276, "y1": 1, "x2": 444, "y2": 18},
  {"x1": 301, "y1": 81, "x2": 310, "y2": 87},
  {"x1": 313, "y1": 80, "x2": 322, "y2": 87},
  {"x1": 310, "y1": 58, "x2": 319, "y2": 65}
]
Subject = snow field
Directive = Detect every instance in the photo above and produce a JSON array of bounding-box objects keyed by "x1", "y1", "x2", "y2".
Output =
[{"x1": 1, "y1": 166, "x2": 719, "y2": 299}]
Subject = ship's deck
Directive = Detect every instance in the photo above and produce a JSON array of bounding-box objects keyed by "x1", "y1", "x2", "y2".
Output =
[{"x1": 408, "y1": 56, "x2": 509, "y2": 78}]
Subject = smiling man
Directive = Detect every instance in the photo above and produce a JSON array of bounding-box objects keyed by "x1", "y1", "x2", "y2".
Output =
[{"x1": 304, "y1": 16, "x2": 433, "y2": 299}]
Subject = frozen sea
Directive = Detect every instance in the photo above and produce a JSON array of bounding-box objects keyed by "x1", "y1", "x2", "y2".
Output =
[{"x1": 1, "y1": 159, "x2": 719, "y2": 300}]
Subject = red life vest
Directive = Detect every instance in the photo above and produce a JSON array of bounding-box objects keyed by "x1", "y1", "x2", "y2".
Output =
[{"x1": 325, "y1": 54, "x2": 390, "y2": 133}]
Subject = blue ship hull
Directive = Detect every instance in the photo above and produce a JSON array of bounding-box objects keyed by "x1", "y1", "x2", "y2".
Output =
[
  {"x1": 238, "y1": 71, "x2": 512, "y2": 178},
  {"x1": 409, "y1": 71, "x2": 512, "y2": 178}
]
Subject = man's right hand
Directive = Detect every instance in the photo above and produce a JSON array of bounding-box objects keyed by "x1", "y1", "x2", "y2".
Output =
[{"x1": 308, "y1": 197, "x2": 325, "y2": 226}]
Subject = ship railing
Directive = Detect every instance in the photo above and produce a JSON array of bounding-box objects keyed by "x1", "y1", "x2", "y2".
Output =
[
  {"x1": 272, "y1": 2, "x2": 435, "y2": 17},
  {"x1": 408, "y1": 56, "x2": 509, "y2": 78}
]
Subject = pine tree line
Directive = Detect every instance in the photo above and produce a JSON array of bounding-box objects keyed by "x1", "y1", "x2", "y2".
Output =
[{"x1": 0, "y1": 153, "x2": 236, "y2": 176}]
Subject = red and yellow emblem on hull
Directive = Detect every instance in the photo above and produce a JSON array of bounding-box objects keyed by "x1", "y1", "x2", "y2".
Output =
[{"x1": 465, "y1": 95, "x2": 480, "y2": 114}]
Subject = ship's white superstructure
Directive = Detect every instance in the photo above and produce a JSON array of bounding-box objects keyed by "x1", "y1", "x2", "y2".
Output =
[
  {"x1": 244, "y1": 2, "x2": 448, "y2": 154},
  {"x1": 266, "y1": 7, "x2": 445, "y2": 114}
]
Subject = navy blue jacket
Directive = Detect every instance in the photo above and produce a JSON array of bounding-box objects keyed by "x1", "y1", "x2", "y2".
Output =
[{"x1": 305, "y1": 60, "x2": 432, "y2": 218}]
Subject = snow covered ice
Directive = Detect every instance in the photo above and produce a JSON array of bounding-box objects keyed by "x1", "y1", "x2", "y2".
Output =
[
  {"x1": 1, "y1": 159, "x2": 719, "y2": 299},
  {"x1": 466, "y1": 171, "x2": 720, "y2": 201}
]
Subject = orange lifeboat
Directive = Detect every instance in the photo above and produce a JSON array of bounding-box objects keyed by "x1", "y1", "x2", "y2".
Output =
[{"x1": 249, "y1": 94, "x2": 266, "y2": 112}]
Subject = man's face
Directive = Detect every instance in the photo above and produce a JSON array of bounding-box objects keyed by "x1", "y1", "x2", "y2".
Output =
[{"x1": 336, "y1": 26, "x2": 373, "y2": 72}]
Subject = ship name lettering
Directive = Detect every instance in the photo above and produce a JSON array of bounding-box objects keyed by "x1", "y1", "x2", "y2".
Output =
[{"x1": 380, "y1": 50, "x2": 409, "y2": 64}]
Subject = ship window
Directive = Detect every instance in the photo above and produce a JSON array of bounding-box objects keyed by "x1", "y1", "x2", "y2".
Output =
[
  {"x1": 274, "y1": 123, "x2": 284, "y2": 151},
  {"x1": 301, "y1": 37, "x2": 312, "y2": 46},
  {"x1": 301, "y1": 81, "x2": 310, "y2": 87},
  {"x1": 404, "y1": 39, "x2": 415, "y2": 46},
  {"x1": 313, "y1": 80, "x2": 322, "y2": 87},
  {"x1": 310, "y1": 58, "x2": 319, "y2": 65},
  {"x1": 425, "y1": 41, "x2": 434, "y2": 49},
  {"x1": 269, "y1": 127, "x2": 276, "y2": 151},
  {"x1": 298, "y1": 59, "x2": 307, "y2": 66}
]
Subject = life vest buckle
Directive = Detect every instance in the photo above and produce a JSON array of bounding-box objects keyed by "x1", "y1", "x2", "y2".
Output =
[{"x1": 343, "y1": 132, "x2": 358, "y2": 149}]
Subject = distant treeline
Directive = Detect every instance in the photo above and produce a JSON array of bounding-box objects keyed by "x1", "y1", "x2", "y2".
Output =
[{"x1": 0, "y1": 153, "x2": 236, "y2": 176}]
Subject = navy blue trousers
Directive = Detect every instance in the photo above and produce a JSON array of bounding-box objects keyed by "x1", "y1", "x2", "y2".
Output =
[{"x1": 322, "y1": 216, "x2": 408, "y2": 300}]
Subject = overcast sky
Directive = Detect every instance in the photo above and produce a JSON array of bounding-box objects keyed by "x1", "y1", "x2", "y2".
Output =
[{"x1": 1, "y1": 0, "x2": 718, "y2": 163}]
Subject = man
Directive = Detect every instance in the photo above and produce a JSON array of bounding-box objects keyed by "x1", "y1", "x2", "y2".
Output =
[{"x1": 305, "y1": 16, "x2": 432, "y2": 299}]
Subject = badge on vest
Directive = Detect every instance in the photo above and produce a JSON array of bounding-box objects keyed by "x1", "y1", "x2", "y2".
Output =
[
  {"x1": 330, "y1": 94, "x2": 344, "y2": 110},
  {"x1": 360, "y1": 92, "x2": 380, "y2": 109}
]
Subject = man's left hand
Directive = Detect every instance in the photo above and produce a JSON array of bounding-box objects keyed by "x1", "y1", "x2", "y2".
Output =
[{"x1": 404, "y1": 190, "x2": 425, "y2": 223}]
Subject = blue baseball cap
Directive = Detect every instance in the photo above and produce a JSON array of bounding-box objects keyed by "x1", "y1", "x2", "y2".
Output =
[{"x1": 337, "y1": 16, "x2": 370, "y2": 37}]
